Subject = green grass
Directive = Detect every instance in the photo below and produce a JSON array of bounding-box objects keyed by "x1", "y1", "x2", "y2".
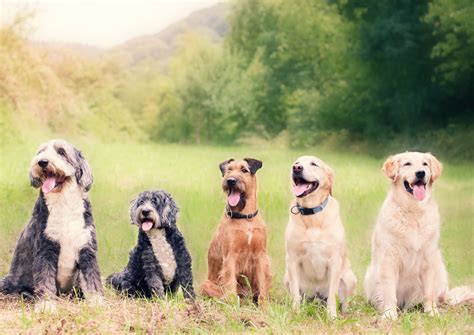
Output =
[{"x1": 0, "y1": 141, "x2": 473, "y2": 333}]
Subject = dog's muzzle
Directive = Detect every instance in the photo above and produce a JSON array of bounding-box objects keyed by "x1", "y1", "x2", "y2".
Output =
[
  {"x1": 31, "y1": 163, "x2": 67, "y2": 195},
  {"x1": 292, "y1": 173, "x2": 319, "y2": 198},
  {"x1": 404, "y1": 174, "x2": 427, "y2": 201},
  {"x1": 223, "y1": 178, "x2": 244, "y2": 208},
  {"x1": 138, "y1": 208, "x2": 157, "y2": 232}
]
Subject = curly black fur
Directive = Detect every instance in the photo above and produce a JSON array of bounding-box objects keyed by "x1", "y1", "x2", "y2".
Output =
[{"x1": 106, "y1": 190, "x2": 194, "y2": 299}]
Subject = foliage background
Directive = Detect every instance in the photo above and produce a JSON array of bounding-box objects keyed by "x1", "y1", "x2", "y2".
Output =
[{"x1": 1, "y1": 0, "x2": 473, "y2": 160}]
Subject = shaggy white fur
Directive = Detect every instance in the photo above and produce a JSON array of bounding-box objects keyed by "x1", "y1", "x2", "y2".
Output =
[
  {"x1": 44, "y1": 181, "x2": 91, "y2": 291},
  {"x1": 147, "y1": 229, "x2": 177, "y2": 285}
]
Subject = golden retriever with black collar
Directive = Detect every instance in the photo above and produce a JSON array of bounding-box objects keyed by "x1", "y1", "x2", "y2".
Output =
[
  {"x1": 365, "y1": 152, "x2": 473, "y2": 320},
  {"x1": 284, "y1": 156, "x2": 357, "y2": 319}
]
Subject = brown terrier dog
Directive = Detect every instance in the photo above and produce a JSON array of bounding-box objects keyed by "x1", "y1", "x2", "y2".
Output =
[{"x1": 201, "y1": 158, "x2": 271, "y2": 304}]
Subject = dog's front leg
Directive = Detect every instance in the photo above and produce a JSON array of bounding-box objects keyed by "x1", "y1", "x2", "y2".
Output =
[
  {"x1": 78, "y1": 245, "x2": 104, "y2": 306},
  {"x1": 32, "y1": 238, "x2": 59, "y2": 313},
  {"x1": 327, "y1": 255, "x2": 342, "y2": 320},
  {"x1": 142, "y1": 248, "x2": 165, "y2": 297},
  {"x1": 379, "y1": 259, "x2": 399, "y2": 320},
  {"x1": 220, "y1": 254, "x2": 237, "y2": 297},
  {"x1": 178, "y1": 263, "x2": 195, "y2": 300},
  {"x1": 421, "y1": 255, "x2": 439, "y2": 317},
  {"x1": 286, "y1": 253, "x2": 301, "y2": 311},
  {"x1": 255, "y1": 254, "x2": 271, "y2": 306}
]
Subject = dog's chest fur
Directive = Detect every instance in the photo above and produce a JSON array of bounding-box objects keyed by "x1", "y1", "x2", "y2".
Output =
[
  {"x1": 147, "y1": 229, "x2": 177, "y2": 284},
  {"x1": 383, "y1": 198, "x2": 439, "y2": 251},
  {"x1": 44, "y1": 183, "x2": 91, "y2": 290},
  {"x1": 300, "y1": 228, "x2": 333, "y2": 280},
  {"x1": 287, "y1": 208, "x2": 343, "y2": 282}
]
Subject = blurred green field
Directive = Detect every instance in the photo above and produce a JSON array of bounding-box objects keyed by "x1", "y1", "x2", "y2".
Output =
[{"x1": 0, "y1": 141, "x2": 472, "y2": 332}]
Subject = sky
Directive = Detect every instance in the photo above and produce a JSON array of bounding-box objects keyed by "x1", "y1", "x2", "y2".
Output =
[{"x1": 1, "y1": 0, "x2": 223, "y2": 48}]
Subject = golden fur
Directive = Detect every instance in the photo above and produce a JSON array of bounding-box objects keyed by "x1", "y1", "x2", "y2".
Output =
[
  {"x1": 365, "y1": 152, "x2": 473, "y2": 320},
  {"x1": 201, "y1": 159, "x2": 271, "y2": 304},
  {"x1": 284, "y1": 156, "x2": 357, "y2": 319}
]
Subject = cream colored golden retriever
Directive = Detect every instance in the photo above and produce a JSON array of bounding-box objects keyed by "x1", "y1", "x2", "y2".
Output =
[
  {"x1": 284, "y1": 156, "x2": 357, "y2": 319},
  {"x1": 365, "y1": 151, "x2": 473, "y2": 320}
]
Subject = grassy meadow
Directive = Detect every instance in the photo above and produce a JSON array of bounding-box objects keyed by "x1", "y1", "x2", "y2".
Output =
[{"x1": 0, "y1": 141, "x2": 472, "y2": 333}]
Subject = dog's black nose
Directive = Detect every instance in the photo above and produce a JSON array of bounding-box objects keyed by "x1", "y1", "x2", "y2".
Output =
[
  {"x1": 293, "y1": 164, "x2": 303, "y2": 173},
  {"x1": 38, "y1": 159, "x2": 49, "y2": 168},
  {"x1": 227, "y1": 178, "x2": 237, "y2": 187},
  {"x1": 141, "y1": 210, "x2": 150, "y2": 217},
  {"x1": 415, "y1": 170, "x2": 425, "y2": 179}
]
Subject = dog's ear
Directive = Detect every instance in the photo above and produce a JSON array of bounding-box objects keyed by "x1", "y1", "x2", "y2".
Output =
[
  {"x1": 323, "y1": 164, "x2": 335, "y2": 196},
  {"x1": 244, "y1": 158, "x2": 263, "y2": 175},
  {"x1": 219, "y1": 159, "x2": 234, "y2": 176},
  {"x1": 129, "y1": 198, "x2": 138, "y2": 225},
  {"x1": 29, "y1": 172, "x2": 42, "y2": 188},
  {"x1": 74, "y1": 148, "x2": 93, "y2": 192},
  {"x1": 425, "y1": 152, "x2": 443, "y2": 183},
  {"x1": 161, "y1": 192, "x2": 179, "y2": 228},
  {"x1": 382, "y1": 155, "x2": 399, "y2": 182}
]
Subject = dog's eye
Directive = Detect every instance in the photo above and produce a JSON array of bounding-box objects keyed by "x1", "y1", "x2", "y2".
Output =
[
  {"x1": 423, "y1": 162, "x2": 428, "y2": 166},
  {"x1": 151, "y1": 198, "x2": 158, "y2": 205},
  {"x1": 403, "y1": 162, "x2": 411, "y2": 166},
  {"x1": 241, "y1": 168, "x2": 249, "y2": 173},
  {"x1": 57, "y1": 148, "x2": 66, "y2": 157},
  {"x1": 311, "y1": 162, "x2": 319, "y2": 167},
  {"x1": 138, "y1": 200, "x2": 144, "y2": 206}
]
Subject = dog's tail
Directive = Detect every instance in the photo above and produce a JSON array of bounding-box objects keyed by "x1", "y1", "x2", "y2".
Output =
[{"x1": 445, "y1": 286, "x2": 474, "y2": 305}]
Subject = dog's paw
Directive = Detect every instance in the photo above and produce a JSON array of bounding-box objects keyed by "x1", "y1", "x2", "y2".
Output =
[
  {"x1": 223, "y1": 292, "x2": 239, "y2": 304},
  {"x1": 291, "y1": 298, "x2": 301, "y2": 312},
  {"x1": 381, "y1": 308, "x2": 398, "y2": 321},
  {"x1": 425, "y1": 305, "x2": 440, "y2": 317},
  {"x1": 257, "y1": 294, "x2": 268, "y2": 309},
  {"x1": 87, "y1": 294, "x2": 105, "y2": 308},
  {"x1": 340, "y1": 301, "x2": 349, "y2": 314},
  {"x1": 34, "y1": 300, "x2": 57, "y2": 314},
  {"x1": 327, "y1": 306, "x2": 338, "y2": 320}
]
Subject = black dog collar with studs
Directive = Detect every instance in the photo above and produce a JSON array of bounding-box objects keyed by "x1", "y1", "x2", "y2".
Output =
[
  {"x1": 291, "y1": 196, "x2": 330, "y2": 216},
  {"x1": 225, "y1": 206, "x2": 259, "y2": 220}
]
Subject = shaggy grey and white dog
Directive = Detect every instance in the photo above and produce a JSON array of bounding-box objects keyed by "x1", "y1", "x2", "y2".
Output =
[
  {"x1": 0, "y1": 139, "x2": 103, "y2": 312},
  {"x1": 106, "y1": 190, "x2": 195, "y2": 299}
]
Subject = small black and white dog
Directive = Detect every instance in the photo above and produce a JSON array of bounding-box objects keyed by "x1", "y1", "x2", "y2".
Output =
[
  {"x1": 0, "y1": 139, "x2": 103, "y2": 312},
  {"x1": 106, "y1": 190, "x2": 195, "y2": 299}
]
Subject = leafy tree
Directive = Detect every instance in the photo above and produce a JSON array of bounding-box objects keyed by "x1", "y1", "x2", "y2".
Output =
[
  {"x1": 228, "y1": 0, "x2": 284, "y2": 137},
  {"x1": 425, "y1": 0, "x2": 473, "y2": 124},
  {"x1": 152, "y1": 33, "x2": 263, "y2": 144},
  {"x1": 229, "y1": 0, "x2": 350, "y2": 139},
  {"x1": 336, "y1": 1, "x2": 439, "y2": 137}
]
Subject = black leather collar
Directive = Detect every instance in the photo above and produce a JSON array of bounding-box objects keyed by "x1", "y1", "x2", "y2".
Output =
[
  {"x1": 291, "y1": 197, "x2": 329, "y2": 216},
  {"x1": 226, "y1": 206, "x2": 259, "y2": 220}
]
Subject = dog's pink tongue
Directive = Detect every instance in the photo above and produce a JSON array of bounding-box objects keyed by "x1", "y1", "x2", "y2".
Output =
[
  {"x1": 228, "y1": 190, "x2": 241, "y2": 207},
  {"x1": 42, "y1": 177, "x2": 56, "y2": 194},
  {"x1": 413, "y1": 184, "x2": 426, "y2": 201},
  {"x1": 142, "y1": 221, "x2": 153, "y2": 231},
  {"x1": 292, "y1": 183, "x2": 310, "y2": 197}
]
